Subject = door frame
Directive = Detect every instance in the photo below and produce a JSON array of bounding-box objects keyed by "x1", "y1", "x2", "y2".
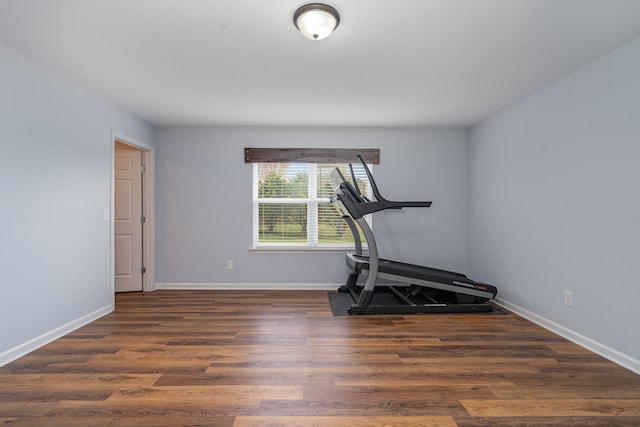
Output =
[{"x1": 110, "y1": 131, "x2": 155, "y2": 305}]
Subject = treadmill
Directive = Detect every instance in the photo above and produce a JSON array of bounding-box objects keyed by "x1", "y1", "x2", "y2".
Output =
[{"x1": 331, "y1": 155, "x2": 497, "y2": 315}]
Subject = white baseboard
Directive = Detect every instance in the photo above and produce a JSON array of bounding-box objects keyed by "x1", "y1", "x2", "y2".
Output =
[
  {"x1": 0, "y1": 305, "x2": 113, "y2": 368},
  {"x1": 494, "y1": 298, "x2": 640, "y2": 375},
  {"x1": 155, "y1": 282, "x2": 341, "y2": 291}
]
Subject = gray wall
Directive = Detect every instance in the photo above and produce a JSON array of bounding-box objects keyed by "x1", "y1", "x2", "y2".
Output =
[
  {"x1": 469, "y1": 36, "x2": 640, "y2": 360},
  {"x1": 155, "y1": 127, "x2": 470, "y2": 285},
  {"x1": 0, "y1": 42, "x2": 154, "y2": 358}
]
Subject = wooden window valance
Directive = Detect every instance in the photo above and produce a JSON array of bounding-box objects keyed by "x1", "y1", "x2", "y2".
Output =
[{"x1": 244, "y1": 148, "x2": 380, "y2": 164}]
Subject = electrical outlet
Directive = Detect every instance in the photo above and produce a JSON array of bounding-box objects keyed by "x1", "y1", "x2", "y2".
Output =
[
  {"x1": 227, "y1": 260, "x2": 234, "y2": 270},
  {"x1": 564, "y1": 290, "x2": 573, "y2": 307}
]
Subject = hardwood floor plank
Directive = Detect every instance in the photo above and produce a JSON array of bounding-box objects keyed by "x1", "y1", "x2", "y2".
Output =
[
  {"x1": 157, "y1": 369, "x2": 336, "y2": 386},
  {"x1": 50, "y1": 399, "x2": 258, "y2": 418},
  {"x1": 105, "y1": 385, "x2": 303, "y2": 403},
  {"x1": 400, "y1": 356, "x2": 558, "y2": 365},
  {"x1": 0, "y1": 402, "x2": 57, "y2": 417},
  {"x1": 0, "y1": 416, "x2": 235, "y2": 427},
  {"x1": 461, "y1": 399, "x2": 640, "y2": 417},
  {"x1": 454, "y1": 416, "x2": 640, "y2": 426},
  {"x1": 333, "y1": 371, "x2": 517, "y2": 387},
  {"x1": 233, "y1": 415, "x2": 458, "y2": 427},
  {"x1": 489, "y1": 384, "x2": 640, "y2": 399},
  {"x1": 0, "y1": 373, "x2": 159, "y2": 402},
  {"x1": 303, "y1": 385, "x2": 497, "y2": 401},
  {"x1": 256, "y1": 398, "x2": 470, "y2": 417},
  {"x1": 547, "y1": 342, "x2": 598, "y2": 354},
  {"x1": 307, "y1": 337, "x2": 443, "y2": 346}
]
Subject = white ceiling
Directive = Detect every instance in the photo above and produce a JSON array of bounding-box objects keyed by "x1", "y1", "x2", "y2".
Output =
[{"x1": 2, "y1": 0, "x2": 640, "y2": 128}]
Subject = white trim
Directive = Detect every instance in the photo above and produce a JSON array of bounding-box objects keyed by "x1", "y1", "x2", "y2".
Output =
[
  {"x1": 252, "y1": 163, "x2": 258, "y2": 245},
  {"x1": 112, "y1": 131, "x2": 153, "y2": 151},
  {"x1": 109, "y1": 136, "x2": 116, "y2": 307},
  {"x1": 142, "y1": 148, "x2": 156, "y2": 292},
  {"x1": 0, "y1": 305, "x2": 112, "y2": 367},
  {"x1": 111, "y1": 130, "x2": 156, "y2": 294},
  {"x1": 494, "y1": 297, "x2": 640, "y2": 375},
  {"x1": 250, "y1": 246, "x2": 360, "y2": 253},
  {"x1": 156, "y1": 282, "x2": 341, "y2": 291}
]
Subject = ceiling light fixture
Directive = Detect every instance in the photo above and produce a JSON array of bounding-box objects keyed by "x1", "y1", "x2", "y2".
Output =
[{"x1": 293, "y1": 3, "x2": 340, "y2": 40}]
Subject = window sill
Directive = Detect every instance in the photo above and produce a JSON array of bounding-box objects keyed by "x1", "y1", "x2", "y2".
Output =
[{"x1": 250, "y1": 245, "x2": 366, "y2": 254}]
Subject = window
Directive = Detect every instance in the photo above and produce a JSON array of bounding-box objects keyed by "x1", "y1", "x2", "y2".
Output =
[{"x1": 252, "y1": 162, "x2": 372, "y2": 249}]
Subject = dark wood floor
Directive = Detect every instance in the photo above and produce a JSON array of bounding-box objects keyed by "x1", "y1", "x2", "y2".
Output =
[{"x1": 1, "y1": 290, "x2": 639, "y2": 426}]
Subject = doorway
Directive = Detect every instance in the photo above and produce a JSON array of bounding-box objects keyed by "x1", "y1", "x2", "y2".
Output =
[
  {"x1": 114, "y1": 141, "x2": 143, "y2": 292},
  {"x1": 111, "y1": 132, "x2": 154, "y2": 297}
]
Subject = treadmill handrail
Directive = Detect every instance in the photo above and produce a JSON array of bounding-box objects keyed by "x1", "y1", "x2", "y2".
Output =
[
  {"x1": 332, "y1": 171, "x2": 394, "y2": 220},
  {"x1": 347, "y1": 162, "x2": 367, "y2": 201},
  {"x1": 331, "y1": 162, "x2": 432, "y2": 220},
  {"x1": 355, "y1": 154, "x2": 433, "y2": 208}
]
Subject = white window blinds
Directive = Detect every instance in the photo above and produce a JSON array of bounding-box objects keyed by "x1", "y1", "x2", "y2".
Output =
[{"x1": 252, "y1": 162, "x2": 372, "y2": 248}]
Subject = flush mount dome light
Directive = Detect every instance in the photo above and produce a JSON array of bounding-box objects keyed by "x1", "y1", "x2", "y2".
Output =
[{"x1": 293, "y1": 3, "x2": 340, "y2": 40}]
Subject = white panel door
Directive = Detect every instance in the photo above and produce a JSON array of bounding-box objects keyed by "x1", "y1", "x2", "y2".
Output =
[{"x1": 114, "y1": 142, "x2": 143, "y2": 292}]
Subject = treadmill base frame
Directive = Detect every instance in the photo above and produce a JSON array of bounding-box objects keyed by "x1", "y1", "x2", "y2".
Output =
[{"x1": 340, "y1": 283, "x2": 495, "y2": 315}]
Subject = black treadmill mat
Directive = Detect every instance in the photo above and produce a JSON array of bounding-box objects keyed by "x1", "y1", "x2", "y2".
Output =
[
  {"x1": 327, "y1": 291, "x2": 355, "y2": 316},
  {"x1": 327, "y1": 291, "x2": 505, "y2": 316}
]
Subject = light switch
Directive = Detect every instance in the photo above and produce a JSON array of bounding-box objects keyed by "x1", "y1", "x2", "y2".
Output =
[{"x1": 103, "y1": 208, "x2": 110, "y2": 220}]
